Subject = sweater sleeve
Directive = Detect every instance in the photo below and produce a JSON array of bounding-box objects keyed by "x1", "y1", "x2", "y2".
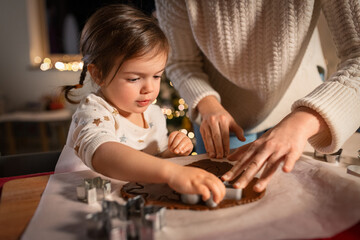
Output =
[
  {"x1": 155, "y1": 0, "x2": 221, "y2": 122},
  {"x1": 292, "y1": 0, "x2": 360, "y2": 153}
]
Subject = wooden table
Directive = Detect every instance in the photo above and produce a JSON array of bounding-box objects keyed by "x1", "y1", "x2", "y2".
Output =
[{"x1": 0, "y1": 175, "x2": 50, "y2": 240}]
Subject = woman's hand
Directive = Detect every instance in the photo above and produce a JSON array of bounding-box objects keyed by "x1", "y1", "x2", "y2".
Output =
[
  {"x1": 168, "y1": 131, "x2": 193, "y2": 155},
  {"x1": 197, "y1": 96, "x2": 246, "y2": 158},
  {"x1": 167, "y1": 165, "x2": 226, "y2": 203},
  {"x1": 222, "y1": 107, "x2": 331, "y2": 192}
]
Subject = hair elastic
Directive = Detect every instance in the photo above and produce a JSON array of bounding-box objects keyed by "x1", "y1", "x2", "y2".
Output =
[{"x1": 75, "y1": 84, "x2": 83, "y2": 89}]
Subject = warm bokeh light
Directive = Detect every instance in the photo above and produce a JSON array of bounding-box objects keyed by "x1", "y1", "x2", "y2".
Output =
[
  {"x1": 55, "y1": 62, "x2": 65, "y2": 71},
  {"x1": 165, "y1": 109, "x2": 172, "y2": 115},
  {"x1": 71, "y1": 62, "x2": 80, "y2": 72},
  {"x1": 38, "y1": 57, "x2": 84, "y2": 72},
  {"x1": 188, "y1": 132, "x2": 195, "y2": 139},
  {"x1": 180, "y1": 129, "x2": 188, "y2": 135},
  {"x1": 40, "y1": 62, "x2": 50, "y2": 71},
  {"x1": 44, "y1": 58, "x2": 51, "y2": 64},
  {"x1": 34, "y1": 56, "x2": 42, "y2": 64}
]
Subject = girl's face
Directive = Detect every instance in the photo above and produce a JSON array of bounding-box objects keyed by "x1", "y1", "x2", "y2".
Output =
[{"x1": 98, "y1": 50, "x2": 167, "y2": 118}]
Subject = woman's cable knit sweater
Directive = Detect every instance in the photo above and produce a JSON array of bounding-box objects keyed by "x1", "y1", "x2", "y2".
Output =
[{"x1": 155, "y1": 0, "x2": 360, "y2": 153}]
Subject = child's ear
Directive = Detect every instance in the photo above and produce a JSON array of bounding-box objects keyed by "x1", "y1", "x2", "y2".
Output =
[{"x1": 87, "y1": 64, "x2": 103, "y2": 86}]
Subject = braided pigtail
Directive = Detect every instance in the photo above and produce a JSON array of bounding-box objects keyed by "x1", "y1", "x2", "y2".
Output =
[{"x1": 61, "y1": 63, "x2": 88, "y2": 104}]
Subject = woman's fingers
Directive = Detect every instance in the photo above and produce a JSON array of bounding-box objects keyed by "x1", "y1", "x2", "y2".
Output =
[
  {"x1": 230, "y1": 120, "x2": 246, "y2": 142},
  {"x1": 222, "y1": 157, "x2": 250, "y2": 182},
  {"x1": 254, "y1": 157, "x2": 282, "y2": 192},
  {"x1": 210, "y1": 122, "x2": 225, "y2": 158},
  {"x1": 219, "y1": 120, "x2": 231, "y2": 157},
  {"x1": 201, "y1": 120, "x2": 225, "y2": 158},
  {"x1": 224, "y1": 133, "x2": 303, "y2": 191},
  {"x1": 232, "y1": 149, "x2": 269, "y2": 189},
  {"x1": 200, "y1": 112, "x2": 244, "y2": 159},
  {"x1": 200, "y1": 124, "x2": 216, "y2": 158},
  {"x1": 227, "y1": 142, "x2": 252, "y2": 161},
  {"x1": 283, "y1": 150, "x2": 301, "y2": 172}
]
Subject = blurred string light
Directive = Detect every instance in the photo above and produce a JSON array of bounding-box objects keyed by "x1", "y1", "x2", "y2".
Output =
[
  {"x1": 36, "y1": 56, "x2": 83, "y2": 72},
  {"x1": 161, "y1": 98, "x2": 188, "y2": 121},
  {"x1": 160, "y1": 98, "x2": 194, "y2": 139}
]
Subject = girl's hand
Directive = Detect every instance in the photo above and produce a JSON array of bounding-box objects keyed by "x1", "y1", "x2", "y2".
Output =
[
  {"x1": 168, "y1": 131, "x2": 193, "y2": 155},
  {"x1": 167, "y1": 165, "x2": 226, "y2": 203},
  {"x1": 222, "y1": 108, "x2": 331, "y2": 192},
  {"x1": 197, "y1": 96, "x2": 245, "y2": 158}
]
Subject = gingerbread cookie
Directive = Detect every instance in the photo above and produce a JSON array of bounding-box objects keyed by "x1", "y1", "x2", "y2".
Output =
[{"x1": 121, "y1": 159, "x2": 265, "y2": 210}]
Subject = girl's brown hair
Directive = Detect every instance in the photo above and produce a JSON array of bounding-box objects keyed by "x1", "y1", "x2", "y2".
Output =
[{"x1": 62, "y1": 4, "x2": 169, "y2": 104}]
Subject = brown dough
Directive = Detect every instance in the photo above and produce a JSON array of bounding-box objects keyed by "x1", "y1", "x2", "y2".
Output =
[{"x1": 121, "y1": 159, "x2": 265, "y2": 210}]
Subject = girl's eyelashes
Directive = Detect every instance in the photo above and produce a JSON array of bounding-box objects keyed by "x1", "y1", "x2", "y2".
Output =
[
  {"x1": 127, "y1": 76, "x2": 161, "y2": 81},
  {"x1": 127, "y1": 78, "x2": 140, "y2": 82},
  {"x1": 125, "y1": 72, "x2": 163, "y2": 81}
]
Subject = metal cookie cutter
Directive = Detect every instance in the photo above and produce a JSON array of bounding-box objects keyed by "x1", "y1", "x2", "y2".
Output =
[
  {"x1": 314, "y1": 149, "x2": 343, "y2": 165},
  {"x1": 346, "y1": 149, "x2": 360, "y2": 178},
  {"x1": 325, "y1": 148, "x2": 343, "y2": 165},
  {"x1": 181, "y1": 181, "x2": 242, "y2": 208},
  {"x1": 77, "y1": 177, "x2": 111, "y2": 204},
  {"x1": 223, "y1": 181, "x2": 242, "y2": 200},
  {"x1": 86, "y1": 195, "x2": 165, "y2": 239}
]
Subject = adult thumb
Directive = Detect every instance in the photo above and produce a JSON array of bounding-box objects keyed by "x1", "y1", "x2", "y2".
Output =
[{"x1": 230, "y1": 121, "x2": 246, "y2": 142}]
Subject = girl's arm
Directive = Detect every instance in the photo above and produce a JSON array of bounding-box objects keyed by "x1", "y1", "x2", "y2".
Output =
[{"x1": 92, "y1": 141, "x2": 225, "y2": 203}]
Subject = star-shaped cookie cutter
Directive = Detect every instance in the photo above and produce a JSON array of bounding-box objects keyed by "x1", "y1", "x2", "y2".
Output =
[
  {"x1": 86, "y1": 195, "x2": 165, "y2": 239},
  {"x1": 76, "y1": 177, "x2": 111, "y2": 204},
  {"x1": 181, "y1": 180, "x2": 242, "y2": 208}
]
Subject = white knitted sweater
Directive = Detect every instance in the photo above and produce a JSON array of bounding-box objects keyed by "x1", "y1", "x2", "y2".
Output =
[{"x1": 155, "y1": 0, "x2": 360, "y2": 153}]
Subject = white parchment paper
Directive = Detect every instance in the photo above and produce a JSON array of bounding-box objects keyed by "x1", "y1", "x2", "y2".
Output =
[{"x1": 22, "y1": 136, "x2": 360, "y2": 240}]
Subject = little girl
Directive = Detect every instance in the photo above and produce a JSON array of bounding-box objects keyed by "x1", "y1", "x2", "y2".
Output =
[{"x1": 60, "y1": 4, "x2": 225, "y2": 203}]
